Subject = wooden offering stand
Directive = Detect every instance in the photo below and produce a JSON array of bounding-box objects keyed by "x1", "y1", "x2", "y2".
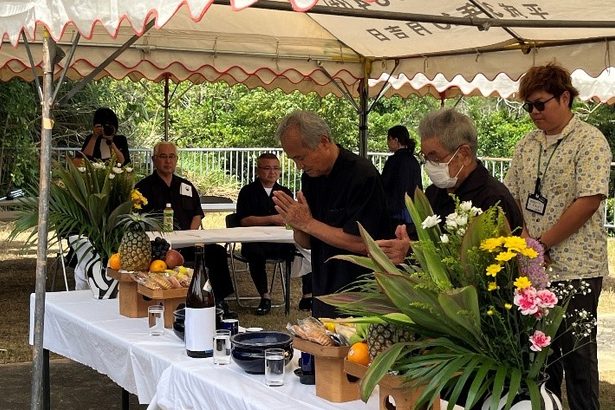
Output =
[
  {"x1": 293, "y1": 337, "x2": 360, "y2": 403},
  {"x1": 344, "y1": 359, "x2": 440, "y2": 410},
  {"x1": 107, "y1": 268, "x2": 186, "y2": 328}
]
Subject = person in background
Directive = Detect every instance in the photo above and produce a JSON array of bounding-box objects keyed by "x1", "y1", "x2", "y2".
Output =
[
  {"x1": 377, "y1": 108, "x2": 523, "y2": 264},
  {"x1": 272, "y1": 110, "x2": 393, "y2": 318},
  {"x1": 78, "y1": 107, "x2": 130, "y2": 166},
  {"x1": 505, "y1": 63, "x2": 610, "y2": 409},
  {"x1": 381, "y1": 125, "x2": 422, "y2": 234},
  {"x1": 236, "y1": 153, "x2": 302, "y2": 315},
  {"x1": 135, "y1": 141, "x2": 236, "y2": 318}
]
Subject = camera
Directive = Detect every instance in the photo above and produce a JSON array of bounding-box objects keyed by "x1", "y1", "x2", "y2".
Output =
[{"x1": 102, "y1": 124, "x2": 115, "y2": 137}]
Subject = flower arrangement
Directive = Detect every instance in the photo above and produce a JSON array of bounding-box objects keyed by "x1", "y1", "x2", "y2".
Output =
[
  {"x1": 321, "y1": 190, "x2": 593, "y2": 410},
  {"x1": 11, "y1": 157, "x2": 136, "y2": 263}
]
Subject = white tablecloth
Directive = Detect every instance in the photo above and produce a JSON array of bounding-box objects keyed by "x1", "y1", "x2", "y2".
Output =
[
  {"x1": 29, "y1": 291, "x2": 381, "y2": 409},
  {"x1": 147, "y1": 226, "x2": 294, "y2": 249}
]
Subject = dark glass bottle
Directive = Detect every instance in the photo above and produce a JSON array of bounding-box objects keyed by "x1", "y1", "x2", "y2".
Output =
[{"x1": 185, "y1": 244, "x2": 216, "y2": 358}]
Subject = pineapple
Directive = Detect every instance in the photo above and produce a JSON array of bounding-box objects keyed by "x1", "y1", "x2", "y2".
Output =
[
  {"x1": 118, "y1": 213, "x2": 154, "y2": 271},
  {"x1": 366, "y1": 323, "x2": 415, "y2": 361}
]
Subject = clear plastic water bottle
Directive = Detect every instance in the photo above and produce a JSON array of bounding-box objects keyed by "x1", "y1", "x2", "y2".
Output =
[{"x1": 163, "y1": 203, "x2": 174, "y2": 232}]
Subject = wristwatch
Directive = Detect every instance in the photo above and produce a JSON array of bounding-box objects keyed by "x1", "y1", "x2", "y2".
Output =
[{"x1": 536, "y1": 237, "x2": 550, "y2": 252}]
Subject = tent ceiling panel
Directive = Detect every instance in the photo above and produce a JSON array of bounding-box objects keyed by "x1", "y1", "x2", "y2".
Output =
[{"x1": 2, "y1": 1, "x2": 615, "y2": 100}]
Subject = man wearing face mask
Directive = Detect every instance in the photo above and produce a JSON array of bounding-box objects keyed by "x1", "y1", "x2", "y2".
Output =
[{"x1": 377, "y1": 108, "x2": 523, "y2": 264}]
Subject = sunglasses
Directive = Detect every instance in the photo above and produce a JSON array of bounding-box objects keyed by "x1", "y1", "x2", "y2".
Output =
[{"x1": 522, "y1": 95, "x2": 556, "y2": 113}]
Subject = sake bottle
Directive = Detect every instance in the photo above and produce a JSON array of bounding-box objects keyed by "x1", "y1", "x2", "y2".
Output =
[
  {"x1": 163, "y1": 203, "x2": 174, "y2": 232},
  {"x1": 185, "y1": 244, "x2": 216, "y2": 358}
]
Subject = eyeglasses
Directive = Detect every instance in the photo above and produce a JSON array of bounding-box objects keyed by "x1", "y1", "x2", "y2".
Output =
[
  {"x1": 155, "y1": 154, "x2": 177, "y2": 160},
  {"x1": 258, "y1": 166, "x2": 281, "y2": 171},
  {"x1": 417, "y1": 145, "x2": 462, "y2": 165},
  {"x1": 522, "y1": 95, "x2": 556, "y2": 113}
]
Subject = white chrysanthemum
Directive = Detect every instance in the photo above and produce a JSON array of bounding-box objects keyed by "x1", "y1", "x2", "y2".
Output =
[
  {"x1": 440, "y1": 234, "x2": 449, "y2": 243},
  {"x1": 458, "y1": 228, "x2": 466, "y2": 236},
  {"x1": 460, "y1": 201, "x2": 473, "y2": 212},
  {"x1": 77, "y1": 167, "x2": 86, "y2": 173},
  {"x1": 116, "y1": 162, "x2": 122, "y2": 167},
  {"x1": 91, "y1": 162, "x2": 105, "y2": 169},
  {"x1": 445, "y1": 213, "x2": 458, "y2": 229},
  {"x1": 471, "y1": 207, "x2": 483, "y2": 216},
  {"x1": 421, "y1": 215, "x2": 441, "y2": 229},
  {"x1": 108, "y1": 174, "x2": 115, "y2": 180},
  {"x1": 124, "y1": 166, "x2": 133, "y2": 173},
  {"x1": 456, "y1": 214, "x2": 468, "y2": 227},
  {"x1": 112, "y1": 167, "x2": 123, "y2": 174}
]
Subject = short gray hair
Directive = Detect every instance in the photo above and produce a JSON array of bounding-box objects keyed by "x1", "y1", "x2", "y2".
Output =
[
  {"x1": 153, "y1": 141, "x2": 177, "y2": 156},
  {"x1": 275, "y1": 110, "x2": 333, "y2": 149},
  {"x1": 418, "y1": 108, "x2": 477, "y2": 155}
]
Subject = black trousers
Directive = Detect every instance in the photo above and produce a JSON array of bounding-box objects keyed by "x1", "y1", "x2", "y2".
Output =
[
  {"x1": 241, "y1": 242, "x2": 295, "y2": 296},
  {"x1": 179, "y1": 244, "x2": 235, "y2": 301},
  {"x1": 546, "y1": 276, "x2": 602, "y2": 410}
]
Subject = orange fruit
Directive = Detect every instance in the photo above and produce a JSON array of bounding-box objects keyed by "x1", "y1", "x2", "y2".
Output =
[
  {"x1": 149, "y1": 259, "x2": 167, "y2": 273},
  {"x1": 347, "y1": 341, "x2": 370, "y2": 366},
  {"x1": 109, "y1": 253, "x2": 121, "y2": 270}
]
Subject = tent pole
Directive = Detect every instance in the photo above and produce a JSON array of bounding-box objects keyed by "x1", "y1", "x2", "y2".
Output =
[
  {"x1": 31, "y1": 29, "x2": 56, "y2": 410},
  {"x1": 164, "y1": 75, "x2": 169, "y2": 141},
  {"x1": 358, "y1": 68, "x2": 368, "y2": 158}
]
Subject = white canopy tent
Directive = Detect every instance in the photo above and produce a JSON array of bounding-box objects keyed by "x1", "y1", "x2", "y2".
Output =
[{"x1": 3, "y1": 1, "x2": 615, "y2": 408}]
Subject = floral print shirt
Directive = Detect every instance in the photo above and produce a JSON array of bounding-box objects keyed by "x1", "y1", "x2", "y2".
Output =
[{"x1": 505, "y1": 115, "x2": 611, "y2": 280}]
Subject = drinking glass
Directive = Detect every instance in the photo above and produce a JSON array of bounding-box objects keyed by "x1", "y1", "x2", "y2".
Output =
[
  {"x1": 148, "y1": 304, "x2": 165, "y2": 336},
  {"x1": 264, "y1": 348, "x2": 285, "y2": 386},
  {"x1": 213, "y1": 329, "x2": 231, "y2": 365}
]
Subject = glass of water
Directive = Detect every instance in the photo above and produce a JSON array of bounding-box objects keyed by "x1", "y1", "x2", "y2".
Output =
[
  {"x1": 213, "y1": 329, "x2": 231, "y2": 365},
  {"x1": 148, "y1": 304, "x2": 165, "y2": 336},
  {"x1": 264, "y1": 348, "x2": 285, "y2": 386}
]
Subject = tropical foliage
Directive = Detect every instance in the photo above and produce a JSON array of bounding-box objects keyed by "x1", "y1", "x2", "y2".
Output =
[
  {"x1": 9, "y1": 158, "x2": 135, "y2": 263},
  {"x1": 321, "y1": 191, "x2": 593, "y2": 410}
]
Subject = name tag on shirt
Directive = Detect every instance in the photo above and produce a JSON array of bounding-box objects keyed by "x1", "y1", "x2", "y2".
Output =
[
  {"x1": 180, "y1": 183, "x2": 192, "y2": 197},
  {"x1": 526, "y1": 193, "x2": 547, "y2": 215}
]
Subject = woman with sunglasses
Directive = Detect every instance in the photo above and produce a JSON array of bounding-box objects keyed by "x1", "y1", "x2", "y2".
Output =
[{"x1": 505, "y1": 63, "x2": 610, "y2": 410}]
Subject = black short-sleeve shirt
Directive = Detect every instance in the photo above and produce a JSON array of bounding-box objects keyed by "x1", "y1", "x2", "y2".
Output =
[
  {"x1": 135, "y1": 172, "x2": 203, "y2": 230},
  {"x1": 78, "y1": 133, "x2": 131, "y2": 166},
  {"x1": 425, "y1": 162, "x2": 523, "y2": 232},
  {"x1": 302, "y1": 146, "x2": 394, "y2": 318},
  {"x1": 236, "y1": 180, "x2": 292, "y2": 222}
]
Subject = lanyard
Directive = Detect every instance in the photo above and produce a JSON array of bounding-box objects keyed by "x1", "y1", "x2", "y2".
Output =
[{"x1": 534, "y1": 138, "x2": 563, "y2": 195}]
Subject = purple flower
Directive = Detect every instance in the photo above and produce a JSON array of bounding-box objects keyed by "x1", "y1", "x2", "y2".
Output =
[{"x1": 518, "y1": 238, "x2": 549, "y2": 290}]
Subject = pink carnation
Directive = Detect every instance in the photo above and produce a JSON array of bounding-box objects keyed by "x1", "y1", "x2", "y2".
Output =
[
  {"x1": 514, "y1": 288, "x2": 539, "y2": 315},
  {"x1": 536, "y1": 289, "x2": 558, "y2": 309},
  {"x1": 529, "y1": 330, "x2": 551, "y2": 352}
]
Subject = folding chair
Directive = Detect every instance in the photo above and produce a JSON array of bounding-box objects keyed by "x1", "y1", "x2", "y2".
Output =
[{"x1": 225, "y1": 213, "x2": 288, "y2": 308}]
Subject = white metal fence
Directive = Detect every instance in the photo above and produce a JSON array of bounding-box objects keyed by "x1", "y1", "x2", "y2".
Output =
[{"x1": 51, "y1": 147, "x2": 615, "y2": 229}]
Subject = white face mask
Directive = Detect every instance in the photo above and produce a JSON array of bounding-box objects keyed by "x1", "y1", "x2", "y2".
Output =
[{"x1": 424, "y1": 148, "x2": 463, "y2": 189}]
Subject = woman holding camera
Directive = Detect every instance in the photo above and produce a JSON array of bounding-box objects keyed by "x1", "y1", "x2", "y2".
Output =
[{"x1": 79, "y1": 107, "x2": 130, "y2": 165}]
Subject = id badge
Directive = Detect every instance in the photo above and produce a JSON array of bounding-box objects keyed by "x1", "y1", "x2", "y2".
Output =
[{"x1": 526, "y1": 193, "x2": 547, "y2": 215}]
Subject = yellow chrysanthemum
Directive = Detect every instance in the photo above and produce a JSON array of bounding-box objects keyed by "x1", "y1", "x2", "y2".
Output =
[
  {"x1": 486, "y1": 264, "x2": 503, "y2": 277},
  {"x1": 503, "y1": 236, "x2": 527, "y2": 252},
  {"x1": 514, "y1": 276, "x2": 532, "y2": 290},
  {"x1": 487, "y1": 282, "x2": 499, "y2": 292},
  {"x1": 495, "y1": 251, "x2": 517, "y2": 262},
  {"x1": 480, "y1": 237, "x2": 505, "y2": 252},
  {"x1": 519, "y1": 247, "x2": 538, "y2": 258},
  {"x1": 486, "y1": 307, "x2": 496, "y2": 316},
  {"x1": 504, "y1": 303, "x2": 512, "y2": 310}
]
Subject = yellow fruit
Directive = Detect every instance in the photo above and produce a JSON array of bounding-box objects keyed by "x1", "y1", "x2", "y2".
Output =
[
  {"x1": 109, "y1": 253, "x2": 121, "y2": 270},
  {"x1": 347, "y1": 342, "x2": 370, "y2": 366},
  {"x1": 149, "y1": 259, "x2": 167, "y2": 273}
]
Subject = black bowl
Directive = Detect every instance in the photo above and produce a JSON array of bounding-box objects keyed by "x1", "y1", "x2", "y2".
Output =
[
  {"x1": 172, "y1": 306, "x2": 224, "y2": 341},
  {"x1": 230, "y1": 331, "x2": 293, "y2": 374}
]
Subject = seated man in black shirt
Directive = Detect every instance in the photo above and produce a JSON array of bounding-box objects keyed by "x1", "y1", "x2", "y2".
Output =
[
  {"x1": 377, "y1": 108, "x2": 523, "y2": 263},
  {"x1": 236, "y1": 153, "x2": 298, "y2": 315},
  {"x1": 135, "y1": 141, "x2": 235, "y2": 317}
]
